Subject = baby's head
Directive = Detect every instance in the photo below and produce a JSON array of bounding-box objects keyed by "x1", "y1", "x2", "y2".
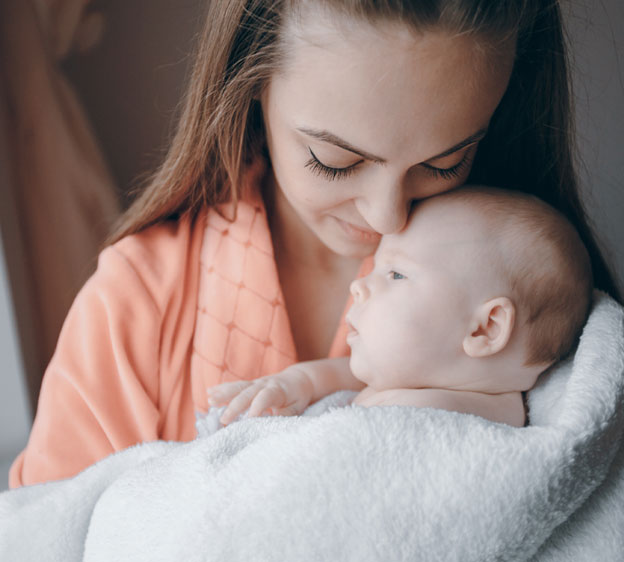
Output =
[{"x1": 346, "y1": 185, "x2": 593, "y2": 394}]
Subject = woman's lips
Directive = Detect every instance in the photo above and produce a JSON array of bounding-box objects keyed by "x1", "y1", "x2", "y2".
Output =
[{"x1": 335, "y1": 217, "x2": 382, "y2": 244}]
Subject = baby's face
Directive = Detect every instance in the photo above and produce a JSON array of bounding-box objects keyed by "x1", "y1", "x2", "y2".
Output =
[{"x1": 346, "y1": 200, "x2": 498, "y2": 391}]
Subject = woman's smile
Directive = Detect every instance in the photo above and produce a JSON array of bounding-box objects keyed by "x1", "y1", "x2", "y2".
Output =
[{"x1": 334, "y1": 217, "x2": 382, "y2": 244}]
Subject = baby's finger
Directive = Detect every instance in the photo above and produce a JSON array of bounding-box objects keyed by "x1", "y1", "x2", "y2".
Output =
[
  {"x1": 207, "y1": 381, "x2": 251, "y2": 406},
  {"x1": 247, "y1": 386, "x2": 285, "y2": 418},
  {"x1": 272, "y1": 395, "x2": 310, "y2": 417},
  {"x1": 271, "y1": 405, "x2": 300, "y2": 417},
  {"x1": 220, "y1": 384, "x2": 263, "y2": 424}
]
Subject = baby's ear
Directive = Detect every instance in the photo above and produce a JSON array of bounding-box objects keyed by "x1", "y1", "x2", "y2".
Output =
[{"x1": 462, "y1": 297, "x2": 515, "y2": 358}]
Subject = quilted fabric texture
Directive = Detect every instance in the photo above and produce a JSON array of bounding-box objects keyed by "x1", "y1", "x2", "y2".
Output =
[{"x1": 191, "y1": 192, "x2": 298, "y2": 409}]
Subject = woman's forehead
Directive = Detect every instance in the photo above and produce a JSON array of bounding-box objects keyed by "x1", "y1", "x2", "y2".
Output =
[{"x1": 269, "y1": 19, "x2": 514, "y2": 165}]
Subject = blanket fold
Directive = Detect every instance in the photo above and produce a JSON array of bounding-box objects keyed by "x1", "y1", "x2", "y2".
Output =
[{"x1": 1, "y1": 291, "x2": 623, "y2": 562}]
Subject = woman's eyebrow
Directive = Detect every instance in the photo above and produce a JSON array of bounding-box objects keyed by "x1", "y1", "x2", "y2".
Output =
[
  {"x1": 427, "y1": 128, "x2": 488, "y2": 160},
  {"x1": 297, "y1": 127, "x2": 385, "y2": 163},
  {"x1": 296, "y1": 126, "x2": 488, "y2": 163}
]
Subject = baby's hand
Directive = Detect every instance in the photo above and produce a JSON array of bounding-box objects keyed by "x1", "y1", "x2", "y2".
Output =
[{"x1": 207, "y1": 367, "x2": 315, "y2": 425}]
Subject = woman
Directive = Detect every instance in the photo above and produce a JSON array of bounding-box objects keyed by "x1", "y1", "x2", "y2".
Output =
[{"x1": 10, "y1": 0, "x2": 620, "y2": 487}]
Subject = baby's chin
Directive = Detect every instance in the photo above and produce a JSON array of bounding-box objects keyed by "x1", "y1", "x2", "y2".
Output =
[
  {"x1": 348, "y1": 354, "x2": 373, "y2": 386},
  {"x1": 347, "y1": 353, "x2": 362, "y2": 375}
]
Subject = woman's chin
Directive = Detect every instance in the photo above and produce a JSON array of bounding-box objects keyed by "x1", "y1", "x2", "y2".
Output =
[{"x1": 321, "y1": 234, "x2": 379, "y2": 259}]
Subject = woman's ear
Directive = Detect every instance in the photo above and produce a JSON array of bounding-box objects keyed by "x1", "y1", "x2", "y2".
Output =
[{"x1": 462, "y1": 297, "x2": 516, "y2": 358}]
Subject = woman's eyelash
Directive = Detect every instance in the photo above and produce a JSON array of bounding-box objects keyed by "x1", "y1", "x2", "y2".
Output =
[
  {"x1": 305, "y1": 147, "x2": 470, "y2": 182},
  {"x1": 304, "y1": 148, "x2": 359, "y2": 181},
  {"x1": 422, "y1": 154, "x2": 470, "y2": 180}
]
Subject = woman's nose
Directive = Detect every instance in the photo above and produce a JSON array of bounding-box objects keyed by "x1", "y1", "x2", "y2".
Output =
[
  {"x1": 350, "y1": 278, "x2": 370, "y2": 303},
  {"x1": 357, "y1": 183, "x2": 410, "y2": 235}
]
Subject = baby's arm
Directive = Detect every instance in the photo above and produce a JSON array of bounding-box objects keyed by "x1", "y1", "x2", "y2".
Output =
[{"x1": 208, "y1": 357, "x2": 366, "y2": 425}]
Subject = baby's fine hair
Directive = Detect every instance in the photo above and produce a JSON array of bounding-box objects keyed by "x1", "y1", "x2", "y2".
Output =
[{"x1": 441, "y1": 186, "x2": 593, "y2": 367}]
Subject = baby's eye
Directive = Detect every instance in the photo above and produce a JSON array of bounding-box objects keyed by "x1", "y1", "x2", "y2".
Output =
[{"x1": 389, "y1": 271, "x2": 405, "y2": 280}]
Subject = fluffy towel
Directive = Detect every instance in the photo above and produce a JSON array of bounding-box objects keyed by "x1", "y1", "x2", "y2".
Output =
[{"x1": 1, "y1": 291, "x2": 623, "y2": 561}]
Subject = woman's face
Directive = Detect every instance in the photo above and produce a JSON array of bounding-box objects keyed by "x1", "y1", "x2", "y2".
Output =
[{"x1": 261, "y1": 14, "x2": 515, "y2": 258}]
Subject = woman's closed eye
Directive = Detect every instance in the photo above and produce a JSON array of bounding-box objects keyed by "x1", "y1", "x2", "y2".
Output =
[
  {"x1": 304, "y1": 147, "x2": 361, "y2": 181},
  {"x1": 305, "y1": 146, "x2": 473, "y2": 182},
  {"x1": 421, "y1": 153, "x2": 470, "y2": 180}
]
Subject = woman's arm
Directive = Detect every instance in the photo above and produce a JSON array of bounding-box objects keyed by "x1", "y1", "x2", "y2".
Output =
[
  {"x1": 9, "y1": 245, "x2": 160, "y2": 487},
  {"x1": 9, "y1": 214, "x2": 202, "y2": 488}
]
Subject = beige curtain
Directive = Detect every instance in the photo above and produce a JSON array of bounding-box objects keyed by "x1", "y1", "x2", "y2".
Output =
[{"x1": 0, "y1": 0, "x2": 120, "y2": 413}]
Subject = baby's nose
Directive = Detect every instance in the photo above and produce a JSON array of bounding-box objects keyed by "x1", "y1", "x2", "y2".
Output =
[{"x1": 350, "y1": 278, "x2": 369, "y2": 303}]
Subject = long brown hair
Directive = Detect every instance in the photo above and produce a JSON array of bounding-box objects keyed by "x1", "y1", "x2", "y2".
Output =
[{"x1": 108, "y1": 0, "x2": 621, "y2": 300}]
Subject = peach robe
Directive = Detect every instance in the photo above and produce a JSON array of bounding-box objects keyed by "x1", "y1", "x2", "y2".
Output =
[{"x1": 10, "y1": 174, "x2": 370, "y2": 488}]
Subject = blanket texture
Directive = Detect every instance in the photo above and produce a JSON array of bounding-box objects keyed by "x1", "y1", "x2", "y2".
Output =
[{"x1": 1, "y1": 291, "x2": 623, "y2": 561}]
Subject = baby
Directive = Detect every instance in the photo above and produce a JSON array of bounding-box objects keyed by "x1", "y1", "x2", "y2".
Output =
[{"x1": 208, "y1": 186, "x2": 593, "y2": 428}]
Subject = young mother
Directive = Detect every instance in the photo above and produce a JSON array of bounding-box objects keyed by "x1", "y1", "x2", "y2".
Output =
[{"x1": 10, "y1": 0, "x2": 620, "y2": 487}]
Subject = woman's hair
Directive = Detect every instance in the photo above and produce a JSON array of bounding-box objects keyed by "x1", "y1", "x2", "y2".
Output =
[{"x1": 108, "y1": 0, "x2": 620, "y2": 300}]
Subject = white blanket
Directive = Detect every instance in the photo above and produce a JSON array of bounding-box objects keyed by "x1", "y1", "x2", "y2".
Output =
[{"x1": 1, "y1": 291, "x2": 623, "y2": 561}]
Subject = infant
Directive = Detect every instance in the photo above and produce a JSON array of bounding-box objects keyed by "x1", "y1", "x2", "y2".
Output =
[{"x1": 208, "y1": 185, "x2": 593, "y2": 427}]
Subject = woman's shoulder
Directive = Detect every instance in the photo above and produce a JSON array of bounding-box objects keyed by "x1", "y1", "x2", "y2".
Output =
[
  {"x1": 112, "y1": 209, "x2": 206, "y2": 264},
  {"x1": 101, "y1": 209, "x2": 208, "y2": 310}
]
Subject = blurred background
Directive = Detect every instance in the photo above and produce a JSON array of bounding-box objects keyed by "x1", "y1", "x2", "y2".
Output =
[{"x1": 0, "y1": 0, "x2": 622, "y2": 490}]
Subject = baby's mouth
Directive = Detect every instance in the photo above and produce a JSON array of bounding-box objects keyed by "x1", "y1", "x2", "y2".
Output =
[{"x1": 345, "y1": 317, "x2": 359, "y2": 341}]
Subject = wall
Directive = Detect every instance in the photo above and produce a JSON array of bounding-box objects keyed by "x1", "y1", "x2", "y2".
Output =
[
  {"x1": 0, "y1": 235, "x2": 32, "y2": 490},
  {"x1": 566, "y1": 0, "x2": 624, "y2": 290}
]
